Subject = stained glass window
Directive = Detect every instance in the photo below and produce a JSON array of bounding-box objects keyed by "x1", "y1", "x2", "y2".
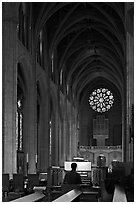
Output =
[
  {"x1": 17, "y1": 99, "x2": 22, "y2": 109},
  {"x1": 16, "y1": 99, "x2": 23, "y2": 151},
  {"x1": 89, "y1": 88, "x2": 114, "y2": 112}
]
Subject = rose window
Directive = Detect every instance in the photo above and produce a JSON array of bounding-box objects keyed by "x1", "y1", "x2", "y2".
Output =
[{"x1": 89, "y1": 88, "x2": 114, "y2": 112}]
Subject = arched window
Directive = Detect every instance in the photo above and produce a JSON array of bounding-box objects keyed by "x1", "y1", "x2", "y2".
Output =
[
  {"x1": 51, "y1": 54, "x2": 54, "y2": 81},
  {"x1": 67, "y1": 84, "x2": 69, "y2": 95},
  {"x1": 16, "y1": 63, "x2": 25, "y2": 152},
  {"x1": 60, "y1": 69, "x2": 63, "y2": 86},
  {"x1": 16, "y1": 98, "x2": 23, "y2": 151},
  {"x1": 17, "y1": 63, "x2": 25, "y2": 174},
  {"x1": 37, "y1": 30, "x2": 44, "y2": 67}
]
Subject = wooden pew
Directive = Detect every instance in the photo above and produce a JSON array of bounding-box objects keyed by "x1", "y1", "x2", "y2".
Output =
[
  {"x1": 13, "y1": 174, "x2": 24, "y2": 192},
  {"x1": 2, "y1": 174, "x2": 9, "y2": 201},
  {"x1": 8, "y1": 174, "x2": 25, "y2": 201},
  {"x1": 10, "y1": 192, "x2": 45, "y2": 202},
  {"x1": 80, "y1": 185, "x2": 100, "y2": 202},
  {"x1": 52, "y1": 189, "x2": 82, "y2": 202},
  {"x1": 112, "y1": 185, "x2": 127, "y2": 202},
  {"x1": 80, "y1": 191, "x2": 99, "y2": 202},
  {"x1": 2, "y1": 174, "x2": 9, "y2": 192},
  {"x1": 10, "y1": 186, "x2": 46, "y2": 202},
  {"x1": 27, "y1": 174, "x2": 39, "y2": 191}
]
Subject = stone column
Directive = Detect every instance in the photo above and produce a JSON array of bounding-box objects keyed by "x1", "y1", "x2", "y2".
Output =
[
  {"x1": 121, "y1": 97, "x2": 125, "y2": 162},
  {"x1": 61, "y1": 119, "x2": 64, "y2": 165},
  {"x1": 38, "y1": 101, "x2": 50, "y2": 172},
  {"x1": 69, "y1": 114, "x2": 72, "y2": 160},
  {"x1": 22, "y1": 77, "x2": 37, "y2": 174},
  {"x1": 73, "y1": 121, "x2": 77, "y2": 157},
  {"x1": 63, "y1": 117, "x2": 68, "y2": 161},
  {"x1": 58, "y1": 117, "x2": 64, "y2": 166},
  {"x1": 66, "y1": 108, "x2": 71, "y2": 161},
  {"x1": 55, "y1": 113, "x2": 59, "y2": 166},
  {"x1": 70, "y1": 108, "x2": 77, "y2": 159},
  {"x1": 62, "y1": 119, "x2": 65, "y2": 162},
  {"x1": 58, "y1": 118, "x2": 62, "y2": 166},
  {"x1": 124, "y1": 3, "x2": 134, "y2": 162},
  {"x1": 125, "y1": 32, "x2": 134, "y2": 162},
  {"x1": 2, "y1": 3, "x2": 19, "y2": 177}
]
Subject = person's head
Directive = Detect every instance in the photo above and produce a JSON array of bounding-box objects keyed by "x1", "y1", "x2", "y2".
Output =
[{"x1": 71, "y1": 163, "x2": 77, "y2": 171}]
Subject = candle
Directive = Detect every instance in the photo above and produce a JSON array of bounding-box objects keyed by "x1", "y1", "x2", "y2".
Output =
[
  {"x1": 35, "y1": 154, "x2": 37, "y2": 163},
  {"x1": 26, "y1": 153, "x2": 28, "y2": 163}
]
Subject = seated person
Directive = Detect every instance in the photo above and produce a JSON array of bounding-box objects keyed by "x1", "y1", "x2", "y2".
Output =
[
  {"x1": 62, "y1": 163, "x2": 82, "y2": 201},
  {"x1": 63, "y1": 163, "x2": 82, "y2": 185}
]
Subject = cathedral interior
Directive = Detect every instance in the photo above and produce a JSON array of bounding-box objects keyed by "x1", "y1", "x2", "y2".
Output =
[{"x1": 2, "y1": 2, "x2": 134, "y2": 202}]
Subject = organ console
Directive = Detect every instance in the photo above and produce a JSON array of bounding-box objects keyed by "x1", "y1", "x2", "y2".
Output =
[{"x1": 64, "y1": 161, "x2": 92, "y2": 185}]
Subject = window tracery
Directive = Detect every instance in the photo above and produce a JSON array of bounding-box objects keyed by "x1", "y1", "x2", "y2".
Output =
[{"x1": 89, "y1": 88, "x2": 114, "y2": 112}]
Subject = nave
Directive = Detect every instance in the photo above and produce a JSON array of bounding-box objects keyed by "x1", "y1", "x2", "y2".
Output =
[{"x1": 2, "y1": 2, "x2": 134, "y2": 202}]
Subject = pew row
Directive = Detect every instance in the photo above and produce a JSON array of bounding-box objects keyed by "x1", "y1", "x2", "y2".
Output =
[
  {"x1": 113, "y1": 185, "x2": 127, "y2": 202},
  {"x1": 10, "y1": 192, "x2": 45, "y2": 202},
  {"x1": 10, "y1": 187, "x2": 46, "y2": 202},
  {"x1": 52, "y1": 189, "x2": 82, "y2": 202}
]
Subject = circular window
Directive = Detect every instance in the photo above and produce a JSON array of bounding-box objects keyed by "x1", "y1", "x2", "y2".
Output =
[{"x1": 89, "y1": 88, "x2": 114, "y2": 112}]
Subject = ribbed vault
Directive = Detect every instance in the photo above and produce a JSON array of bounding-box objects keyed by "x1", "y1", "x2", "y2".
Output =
[{"x1": 33, "y1": 2, "x2": 126, "y2": 105}]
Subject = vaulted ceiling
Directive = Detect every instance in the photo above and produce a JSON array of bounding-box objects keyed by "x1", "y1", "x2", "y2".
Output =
[{"x1": 33, "y1": 2, "x2": 127, "y2": 104}]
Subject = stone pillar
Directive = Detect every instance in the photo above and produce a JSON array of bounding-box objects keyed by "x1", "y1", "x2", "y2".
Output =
[
  {"x1": 63, "y1": 119, "x2": 66, "y2": 162},
  {"x1": 121, "y1": 97, "x2": 125, "y2": 162},
  {"x1": 58, "y1": 117, "x2": 65, "y2": 166},
  {"x1": 60, "y1": 118, "x2": 64, "y2": 165},
  {"x1": 58, "y1": 118, "x2": 62, "y2": 166},
  {"x1": 75, "y1": 110, "x2": 79, "y2": 157},
  {"x1": 125, "y1": 32, "x2": 134, "y2": 162},
  {"x1": 55, "y1": 113, "x2": 59, "y2": 166},
  {"x1": 2, "y1": 3, "x2": 19, "y2": 177},
  {"x1": 22, "y1": 78, "x2": 37, "y2": 174},
  {"x1": 69, "y1": 115, "x2": 72, "y2": 160},
  {"x1": 73, "y1": 119, "x2": 77, "y2": 157},
  {"x1": 38, "y1": 101, "x2": 50, "y2": 172},
  {"x1": 67, "y1": 114, "x2": 71, "y2": 161},
  {"x1": 125, "y1": 3, "x2": 134, "y2": 162},
  {"x1": 49, "y1": 106, "x2": 57, "y2": 166},
  {"x1": 63, "y1": 117, "x2": 68, "y2": 161},
  {"x1": 70, "y1": 116, "x2": 74, "y2": 159},
  {"x1": 70, "y1": 108, "x2": 77, "y2": 159}
]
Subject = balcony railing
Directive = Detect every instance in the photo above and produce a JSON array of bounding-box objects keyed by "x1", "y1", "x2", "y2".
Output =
[{"x1": 79, "y1": 145, "x2": 122, "y2": 150}]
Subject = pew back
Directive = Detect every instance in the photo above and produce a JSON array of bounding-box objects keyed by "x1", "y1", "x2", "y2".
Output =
[
  {"x1": 52, "y1": 189, "x2": 82, "y2": 202},
  {"x1": 28, "y1": 174, "x2": 39, "y2": 190},
  {"x1": 13, "y1": 174, "x2": 24, "y2": 192},
  {"x1": 2, "y1": 174, "x2": 9, "y2": 192},
  {"x1": 10, "y1": 192, "x2": 45, "y2": 202}
]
